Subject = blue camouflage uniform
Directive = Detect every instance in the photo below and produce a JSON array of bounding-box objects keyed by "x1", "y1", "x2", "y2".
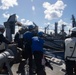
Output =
[
  {"x1": 31, "y1": 36, "x2": 46, "y2": 75},
  {"x1": 23, "y1": 31, "x2": 33, "y2": 74}
]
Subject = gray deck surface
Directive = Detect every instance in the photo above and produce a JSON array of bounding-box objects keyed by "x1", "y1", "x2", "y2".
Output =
[
  {"x1": 10, "y1": 49, "x2": 66, "y2": 75},
  {"x1": 11, "y1": 62, "x2": 65, "y2": 75},
  {"x1": 11, "y1": 57, "x2": 65, "y2": 75}
]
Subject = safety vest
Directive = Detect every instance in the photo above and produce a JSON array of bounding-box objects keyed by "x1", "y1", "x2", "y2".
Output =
[{"x1": 65, "y1": 37, "x2": 76, "y2": 61}]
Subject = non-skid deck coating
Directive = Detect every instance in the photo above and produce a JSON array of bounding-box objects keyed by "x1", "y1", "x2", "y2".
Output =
[
  {"x1": 11, "y1": 60, "x2": 65, "y2": 75},
  {"x1": 11, "y1": 50, "x2": 65, "y2": 75}
]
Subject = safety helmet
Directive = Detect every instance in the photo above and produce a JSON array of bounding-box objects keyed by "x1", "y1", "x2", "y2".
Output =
[
  {"x1": 28, "y1": 25, "x2": 34, "y2": 31},
  {"x1": 38, "y1": 31, "x2": 44, "y2": 37},
  {"x1": 71, "y1": 27, "x2": 76, "y2": 32}
]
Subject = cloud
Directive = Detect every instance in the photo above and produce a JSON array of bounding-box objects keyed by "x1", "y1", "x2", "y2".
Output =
[
  {"x1": 3, "y1": 13, "x2": 10, "y2": 18},
  {"x1": 43, "y1": 0, "x2": 67, "y2": 20},
  {"x1": 43, "y1": 19, "x2": 72, "y2": 34},
  {"x1": 3, "y1": 12, "x2": 19, "y2": 19},
  {"x1": 32, "y1": 6, "x2": 35, "y2": 11},
  {"x1": 31, "y1": 0, "x2": 34, "y2": 2},
  {"x1": 16, "y1": 15, "x2": 19, "y2": 19},
  {"x1": 39, "y1": 26, "x2": 54, "y2": 34},
  {"x1": 39, "y1": 27, "x2": 44, "y2": 32},
  {"x1": 58, "y1": 19, "x2": 68, "y2": 26},
  {"x1": 58, "y1": 19, "x2": 72, "y2": 34},
  {"x1": 21, "y1": 19, "x2": 33, "y2": 25},
  {"x1": 0, "y1": 0, "x2": 18, "y2": 10}
]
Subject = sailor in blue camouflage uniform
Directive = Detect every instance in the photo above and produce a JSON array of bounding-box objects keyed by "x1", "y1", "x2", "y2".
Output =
[
  {"x1": 31, "y1": 32, "x2": 46, "y2": 75},
  {"x1": 23, "y1": 25, "x2": 34, "y2": 74}
]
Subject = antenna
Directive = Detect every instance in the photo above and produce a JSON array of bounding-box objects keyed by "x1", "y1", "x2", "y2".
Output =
[{"x1": 44, "y1": 25, "x2": 49, "y2": 34}]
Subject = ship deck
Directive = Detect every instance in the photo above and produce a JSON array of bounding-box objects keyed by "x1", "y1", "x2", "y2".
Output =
[
  {"x1": 11, "y1": 62, "x2": 65, "y2": 75},
  {"x1": 11, "y1": 49, "x2": 65, "y2": 75}
]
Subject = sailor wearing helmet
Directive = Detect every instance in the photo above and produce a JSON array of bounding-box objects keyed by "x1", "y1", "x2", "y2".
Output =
[{"x1": 65, "y1": 27, "x2": 76, "y2": 75}]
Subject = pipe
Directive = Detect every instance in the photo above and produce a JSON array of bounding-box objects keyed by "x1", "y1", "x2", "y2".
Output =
[{"x1": 0, "y1": 49, "x2": 14, "y2": 66}]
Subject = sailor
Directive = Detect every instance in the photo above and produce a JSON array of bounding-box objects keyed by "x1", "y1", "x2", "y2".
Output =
[
  {"x1": 65, "y1": 27, "x2": 76, "y2": 75},
  {"x1": 0, "y1": 24, "x2": 11, "y2": 53},
  {"x1": 31, "y1": 32, "x2": 46, "y2": 75},
  {"x1": 0, "y1": 24, "x2": 12, "y2": 74},
  {"x1": 14, "y1": 28, "x2": 24, "y2": 49},
  {"x1": 23, "y1": 25, "x2": 34, "y2": 74}
]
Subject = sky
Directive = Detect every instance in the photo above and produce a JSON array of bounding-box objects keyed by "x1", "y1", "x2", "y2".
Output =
[{"x1": 0, "y1": 0, "x2": 76, "y2": 34}]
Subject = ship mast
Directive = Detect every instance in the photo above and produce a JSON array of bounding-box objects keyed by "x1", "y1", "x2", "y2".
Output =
[{"x1": 71, "y1": 15, "x2": 76, "y2": 27}]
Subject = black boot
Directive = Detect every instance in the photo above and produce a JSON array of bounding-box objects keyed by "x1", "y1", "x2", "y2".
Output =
[{"x1": 37, "y1": 70, "x2": 46, "y2": 75}]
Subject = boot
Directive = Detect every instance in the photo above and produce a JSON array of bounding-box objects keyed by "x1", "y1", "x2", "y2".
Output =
[{"x1": 37, "y1": 70, "x2": 46, "y2": 75}]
